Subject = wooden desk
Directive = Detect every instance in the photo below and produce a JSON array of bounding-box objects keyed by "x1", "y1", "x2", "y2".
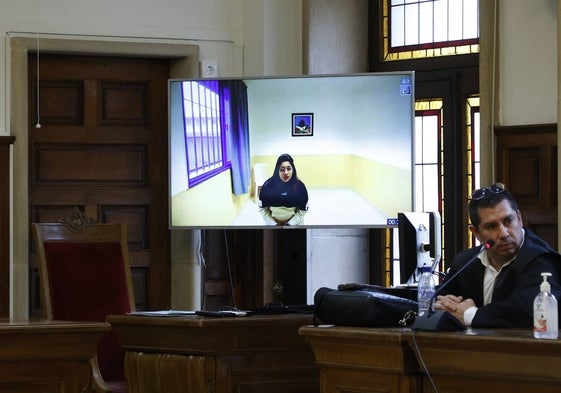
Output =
[
  {"x1": 412, "y1": 327, "x2": 561, "y2": 393},
  {"x1": 299, "y1": 325, "x2": 561, "y2": 393},
  {"x1": 107, "y1": 313, "x2": 319, "y2": 393},
  {"x1": 0, "y1": 318, "x2": 109, "y2": 392},
  {"x1": 299, "y1": 325, "x2": 422, "y2": 393}
]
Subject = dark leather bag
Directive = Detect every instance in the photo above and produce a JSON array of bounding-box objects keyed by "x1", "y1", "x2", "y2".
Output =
[{"x1": 314, "y1": 285, "x2": 418, "y2": 327}]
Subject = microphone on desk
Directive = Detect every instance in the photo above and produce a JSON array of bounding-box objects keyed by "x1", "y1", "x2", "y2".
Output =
[{"x1": 411, "y1": 239, "x2": 495, "y2": 332}]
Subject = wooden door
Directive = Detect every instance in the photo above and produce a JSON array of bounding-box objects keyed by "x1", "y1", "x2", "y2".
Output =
[
  {"x1": 496, "y1": 124, "x2": 558, "y2": 249},
  {"x1": 28, "y1": 54, "x2": 170, "y2": 314}
]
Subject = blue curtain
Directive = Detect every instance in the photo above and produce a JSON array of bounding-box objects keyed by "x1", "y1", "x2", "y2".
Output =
[{"x1": 227, "y1": 81, "x2": 250, "y2": 195}]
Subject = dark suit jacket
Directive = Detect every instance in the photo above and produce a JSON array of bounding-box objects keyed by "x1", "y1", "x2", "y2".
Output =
[{"x1": 441, "y1": 228, "x2": 561, "y2": 328}]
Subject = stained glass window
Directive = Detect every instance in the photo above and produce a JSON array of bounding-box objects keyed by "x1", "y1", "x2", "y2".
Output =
[{"x1": 381, "y1": 0, "x2": 479, "y2": 61}]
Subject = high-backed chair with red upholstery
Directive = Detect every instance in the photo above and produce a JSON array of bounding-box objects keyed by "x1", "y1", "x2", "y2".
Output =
[{"x1": 32, "y1": 208, "x2": 135, "y2": 393}]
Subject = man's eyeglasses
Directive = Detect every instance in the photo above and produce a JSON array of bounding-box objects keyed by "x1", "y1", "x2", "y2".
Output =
[{"x1": 471, "y1": 183, "x2": 506, "y2": 201}]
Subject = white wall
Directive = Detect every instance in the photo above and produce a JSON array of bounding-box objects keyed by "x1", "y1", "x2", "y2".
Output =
[
  {"x1": 0, "y1": 0, "x2": 303, "y2": 136},
  {"x1": 1, "y1": 1, "x2": 238, "y2": 136},
  {"x1": 303, "y1": 0, "x2": 370, "y2": 302},
  {"x1": 304, "y1": 0, "x2": 368, "y2": 74},
  {"x1": 242, "y1": 0, "x2": 302, "y2": 77},
  {"x1": 498, "y1": 0, "x2": 558, "y2": 125}
]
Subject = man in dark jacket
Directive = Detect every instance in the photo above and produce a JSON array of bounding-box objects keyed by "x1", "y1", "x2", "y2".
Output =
[{"x1": 435, "y1": 183, "x2": 561, "y2": 327}]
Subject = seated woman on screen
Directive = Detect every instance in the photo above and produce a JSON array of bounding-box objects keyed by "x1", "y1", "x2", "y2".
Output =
[{"x1": 258, "y1": 153, "x2": 308, "y2": 226}]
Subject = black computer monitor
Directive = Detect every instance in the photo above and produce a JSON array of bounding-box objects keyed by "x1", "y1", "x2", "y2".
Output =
[{"x1": 397, "y1": 211, "x2": 441, "y2": 285}]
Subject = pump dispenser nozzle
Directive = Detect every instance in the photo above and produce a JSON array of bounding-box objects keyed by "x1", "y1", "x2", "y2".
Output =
[
  {"x1": 534, "y1": 272, "x2": 558, "y2": 339},
  {"x1": 540, "y1": 272, "x2": 553, "y2": 292}
]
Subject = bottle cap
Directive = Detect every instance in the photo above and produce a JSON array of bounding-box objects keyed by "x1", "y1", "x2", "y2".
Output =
[{"x1": 540, "y1": 272, "x2": 552, "y2": 292}]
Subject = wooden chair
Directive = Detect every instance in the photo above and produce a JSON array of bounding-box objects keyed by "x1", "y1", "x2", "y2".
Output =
[{"x1": 32, "y1": 208, "x2": 135, "y2": 393}]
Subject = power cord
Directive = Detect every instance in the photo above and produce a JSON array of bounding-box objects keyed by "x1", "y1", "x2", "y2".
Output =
[
  {"x1": 411, "y1": 331, "x2": 440, "y2": 393},
  {"x1": 223, "y1": 230, "x2": 237, "y2": 309}
]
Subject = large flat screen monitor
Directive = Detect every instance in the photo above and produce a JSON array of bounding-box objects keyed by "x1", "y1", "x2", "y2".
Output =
[{"x1": 169, "y1": 72, "x2": 415, "y2": 229}]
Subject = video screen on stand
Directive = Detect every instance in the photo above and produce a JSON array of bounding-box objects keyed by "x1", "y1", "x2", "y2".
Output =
[{"x1": 169, "y1": 72, "x2": 415, "y2": 229}]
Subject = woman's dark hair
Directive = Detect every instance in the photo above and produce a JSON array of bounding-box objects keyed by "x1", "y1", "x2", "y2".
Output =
[
  {"x1": 260, "y1": 153, "x2": 307, "y2": 211},
  {"x1": 469, "y1": 185, "x2": 519, "y2": 228},
  {"x1": 273, "y1": 153, "x2": 299, "y2": 183}
]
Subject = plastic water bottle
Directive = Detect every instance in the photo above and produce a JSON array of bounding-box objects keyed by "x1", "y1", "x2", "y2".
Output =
[
  {"x1": 417, "y1": 265, "x2": 435, "y2": 316},
  {"x1": 534, "y1": 272, "x2": 558, "y2": 339}
]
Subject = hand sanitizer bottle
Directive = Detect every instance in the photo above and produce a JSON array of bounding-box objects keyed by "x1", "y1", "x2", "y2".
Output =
[{"x1": 533, "y1": 272, "x2": 558, "y2": 339}]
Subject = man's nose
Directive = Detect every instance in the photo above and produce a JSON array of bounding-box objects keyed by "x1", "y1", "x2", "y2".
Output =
[{"x1": 497, "y1": 224, "x2": 509, "y2": 237}]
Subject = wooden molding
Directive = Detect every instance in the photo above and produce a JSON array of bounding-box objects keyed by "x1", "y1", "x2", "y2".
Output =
[{"x1": 0, "y1": 136, "x2": 15, "y2": 317}]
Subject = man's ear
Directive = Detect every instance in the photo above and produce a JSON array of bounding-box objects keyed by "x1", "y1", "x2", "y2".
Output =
[
  {"x1": 469, "y1": 225, "x2": 482, "y2": 243},
  {"x1": 517, "y1": 209, "x2": 524, "y2": 225}
]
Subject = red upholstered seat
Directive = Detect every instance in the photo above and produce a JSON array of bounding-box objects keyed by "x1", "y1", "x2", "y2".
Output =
[{"x1": 32, "y1": 210, "x2": 135, "y2": 393}]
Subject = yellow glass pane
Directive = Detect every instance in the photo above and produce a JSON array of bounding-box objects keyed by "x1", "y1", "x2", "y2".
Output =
[{"x1": 465, "y1": 95, "x2": 480, "y2": 248}]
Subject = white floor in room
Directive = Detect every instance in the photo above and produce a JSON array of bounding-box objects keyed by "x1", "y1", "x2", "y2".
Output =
[{"x1": 232, "y1": 188, "x2": 388, "y2": 227}]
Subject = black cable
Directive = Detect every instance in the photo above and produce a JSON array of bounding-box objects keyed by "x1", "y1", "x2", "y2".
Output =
[
  {"x1": 411, "y1": 331, "x2": 439, "y2": 393},
  {"x1": 223, "y1": 230, "x2": 237, "y2": 309}
]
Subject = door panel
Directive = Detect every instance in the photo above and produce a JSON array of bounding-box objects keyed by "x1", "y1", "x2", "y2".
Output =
[
  {"x1": 496, "y1": 124, "x2": 558, "y2": 250},
  {"x1": 28, "y1": 54, "x2": 170, "y2": 315}
]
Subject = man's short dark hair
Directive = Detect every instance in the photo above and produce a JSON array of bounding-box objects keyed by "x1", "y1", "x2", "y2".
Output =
[{"x1": 469, "y1": 184, "x2": 519, "y2": 228}]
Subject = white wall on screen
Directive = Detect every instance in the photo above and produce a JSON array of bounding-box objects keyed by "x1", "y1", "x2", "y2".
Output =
[{"x1": 246, "y1": 76, "x2": 412, "y2": 169}]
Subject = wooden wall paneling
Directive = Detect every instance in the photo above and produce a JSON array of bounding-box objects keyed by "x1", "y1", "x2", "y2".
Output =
[
  {"x1": 38, "y1": 80, "x2": 84, "y2": 125},
  {"x1": 495, "y1": 124, "x2": 558, "y2": 250}
]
